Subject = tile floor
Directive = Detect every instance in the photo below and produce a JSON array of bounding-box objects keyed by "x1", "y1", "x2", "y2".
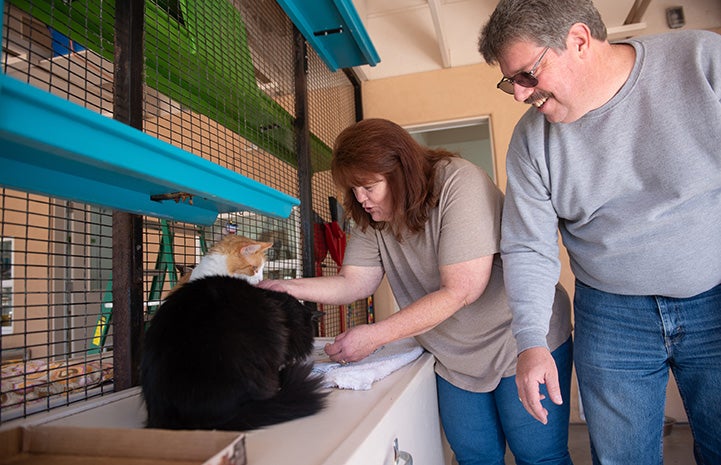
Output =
[{"x1": 505, "y1": 423, "x2": 695, "y2": 464}]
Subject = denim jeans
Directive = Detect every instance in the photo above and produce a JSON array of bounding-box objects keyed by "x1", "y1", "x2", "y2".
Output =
[
  {"x1": 437, "y1": 338, "x2": 574, "y2": 465},
  {"x1": 574, "y1": 280, "x2": 721, "y2": 465}
]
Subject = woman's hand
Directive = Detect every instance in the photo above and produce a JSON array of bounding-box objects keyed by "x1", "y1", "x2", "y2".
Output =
[
  {"x1": 255, "y1": 279, "x2": 287, "y2": 292},
  {"x1": 324, "y1": 325, "x2": 379, "y2": 363}
]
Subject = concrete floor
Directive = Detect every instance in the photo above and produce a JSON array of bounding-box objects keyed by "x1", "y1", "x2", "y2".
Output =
[{"x1": 505, "y1": 423, "x2": 695, "y2": 464}]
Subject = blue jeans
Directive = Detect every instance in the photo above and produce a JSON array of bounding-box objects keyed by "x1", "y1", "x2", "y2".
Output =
[
  {"x1": 574, "y1": 280, "x2": 721, "y2": 465},
  {"x1": 437, "y1": 338, "x2": 574, "y2": 465}
]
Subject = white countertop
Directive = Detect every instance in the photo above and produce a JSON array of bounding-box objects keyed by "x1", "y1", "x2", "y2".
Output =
[{"x1": 5, "y1": 353, "x2": 441, "y2": 465}]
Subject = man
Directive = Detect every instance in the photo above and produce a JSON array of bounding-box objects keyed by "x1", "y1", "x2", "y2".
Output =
[{"x1": 478, "y1": 1, "x2": 721, "y2": 463}]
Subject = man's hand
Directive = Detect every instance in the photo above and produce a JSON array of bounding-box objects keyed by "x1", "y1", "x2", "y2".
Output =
[{"x1": 516, "y1": 346, "x2": 563, "y2": 424}]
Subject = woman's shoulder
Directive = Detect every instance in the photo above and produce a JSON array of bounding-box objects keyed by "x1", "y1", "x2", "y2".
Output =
[
  {"x1": 435, "y1": 157, "x2": 501, "y2": 206},
  {"x1": 439, "y1": 156, "x2": 480, "y2": 176},
  {"x1": 438, "y1": 156, "x2": 493, "y2": 185}
]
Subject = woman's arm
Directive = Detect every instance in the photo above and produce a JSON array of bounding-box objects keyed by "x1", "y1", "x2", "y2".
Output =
[
  {"x1": 324, "y1": 254, "x2": 494, "y2": 363},
  {"x1": 257, "y1": 264, "x2": 385, "y2": 305}
]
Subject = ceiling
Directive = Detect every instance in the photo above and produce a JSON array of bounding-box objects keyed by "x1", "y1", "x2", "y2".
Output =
[{"x1": 349, "y1": 0, "x2": 721, "y2": 80}]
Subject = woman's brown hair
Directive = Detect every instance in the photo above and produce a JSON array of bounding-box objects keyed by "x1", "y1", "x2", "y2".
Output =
[{"x1": 331, "y1": 118, "x2": 457, "y2": 240}]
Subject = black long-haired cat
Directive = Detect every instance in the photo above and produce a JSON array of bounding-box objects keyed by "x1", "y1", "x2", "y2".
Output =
[{"x1": 140, "y1": 235, "x2": 327, "y2": 431}]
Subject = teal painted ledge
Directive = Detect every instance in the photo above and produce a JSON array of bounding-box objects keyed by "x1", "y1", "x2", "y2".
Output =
[
  {"x1": 276, "y1": 0, "x2": 380, "y2": 71},
  {"x1": 0, "y1": 74, "x2": 300, "y2": 225}
]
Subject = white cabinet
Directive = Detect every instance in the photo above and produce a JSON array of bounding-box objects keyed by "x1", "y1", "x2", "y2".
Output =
[
  {"x1": 245, "y1": 353, "x2": 445, "y2": 465},
  {"x1": 332, "y1": 354, "x2": 442, "y2": 465}
]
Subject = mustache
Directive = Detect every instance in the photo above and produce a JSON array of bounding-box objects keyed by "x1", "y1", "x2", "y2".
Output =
[{"x1": 524, "y1": 90, "x2": 552, "y2": 105}]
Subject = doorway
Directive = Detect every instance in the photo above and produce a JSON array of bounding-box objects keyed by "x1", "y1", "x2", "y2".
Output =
[{"x1": 405, "y1": 117, "x2": 495, "y2": 181}]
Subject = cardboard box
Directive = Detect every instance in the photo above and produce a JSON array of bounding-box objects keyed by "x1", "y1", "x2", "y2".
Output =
[{"x1": 0, "y1": 425, "x2": 246, "y2": 465}]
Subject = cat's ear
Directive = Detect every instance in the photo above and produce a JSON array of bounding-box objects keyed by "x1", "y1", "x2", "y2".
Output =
[
  {"x1": 241, "y1": 244, "x2": 262, "y2": 256},
  {"x1": 175, "y1": 264, "x2": 196, "y2": 277},
  {"x1": 241, "y1": 241, "x2": 273, "y2": 256}
]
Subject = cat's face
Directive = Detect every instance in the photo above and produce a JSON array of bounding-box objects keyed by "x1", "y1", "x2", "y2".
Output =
[{"x1": 212, "y1": 235, "x2": 272, "y2": 285}]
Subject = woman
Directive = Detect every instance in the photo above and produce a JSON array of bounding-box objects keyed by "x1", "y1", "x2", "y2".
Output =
[{"x1": 259, "y1": 118, "x2": 573, "y2": 465}]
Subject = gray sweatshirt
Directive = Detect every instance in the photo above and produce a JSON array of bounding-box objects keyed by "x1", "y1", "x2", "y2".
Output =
[{"x1": 501, "y1": 30, "x2": 721, "y2": 352}]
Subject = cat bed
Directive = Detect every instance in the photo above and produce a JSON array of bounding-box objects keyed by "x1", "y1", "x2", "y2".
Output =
[
  {"x1": 1, "y1": 355, "x2": 113, "y2": 412},
  {"x1": 311, "y1": 338, "x2": 424, "y2": 390}
]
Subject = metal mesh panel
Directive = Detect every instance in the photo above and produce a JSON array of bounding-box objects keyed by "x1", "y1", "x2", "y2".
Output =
[
  {"x1": 2, "y1": 1, "x2": 115, "y2": 113},
  {"x1": 306, "y1": 49, "x2": 367, "y2": 335},
  {"x1": 1, "y1": 0, "x2": 362, "y2": 423},
  {"x1": 1, "y1": 1, "x2": 115, "y2": 423},
  {"x1": 140, "y1": 0, "x2": 305, "y2": 319},
  {"x1": 0, "y1": 195, "x2": 115, "y2": 420}
]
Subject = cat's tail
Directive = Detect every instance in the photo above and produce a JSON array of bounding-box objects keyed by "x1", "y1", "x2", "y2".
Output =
[{"x1": 223, "y1": 363, "x2": 328, "y2": 431}]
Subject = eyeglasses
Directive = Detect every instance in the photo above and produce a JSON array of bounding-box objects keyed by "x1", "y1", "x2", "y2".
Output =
[{"x1": 497, "y1": 47, "x2": 550, "y2": 94}]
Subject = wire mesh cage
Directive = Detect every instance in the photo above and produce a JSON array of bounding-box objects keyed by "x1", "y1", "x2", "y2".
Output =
[
  {"x1": 306, "y1": 49, "x2": 368, "y2": 335},
  {"x1": 1, "y1": 0, "x2": 363, "y2": 423},
  {"x1": 1, "y1": 1, "x2": 118, "y2": 422}
]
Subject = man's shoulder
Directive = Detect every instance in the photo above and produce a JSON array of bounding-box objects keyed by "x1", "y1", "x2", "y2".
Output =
[
  {"x1": 510, "y1": 108, "x2": 547, "y2": 152},
  {"x1": 629, "y1": 29, "x2": 719, "y2": 49}
]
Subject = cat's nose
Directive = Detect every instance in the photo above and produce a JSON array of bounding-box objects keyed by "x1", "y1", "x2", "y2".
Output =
[{"x1": 312, "y1": 310, "x2": 325, "y2": 321}]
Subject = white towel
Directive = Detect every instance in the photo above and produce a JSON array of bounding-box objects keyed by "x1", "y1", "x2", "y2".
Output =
[{"x1": 311, "y1": 338, "x2": 424, "y2": 390}]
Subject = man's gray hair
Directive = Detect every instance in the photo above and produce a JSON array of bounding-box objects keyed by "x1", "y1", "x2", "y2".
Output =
[{"x1": 478, "y1": 0, "x2": 607, "y2": 64}]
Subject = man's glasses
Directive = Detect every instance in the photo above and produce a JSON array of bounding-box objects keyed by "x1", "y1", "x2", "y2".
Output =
[{"x1": 497, "y1": 47, "x2": 550, "y2": 95}]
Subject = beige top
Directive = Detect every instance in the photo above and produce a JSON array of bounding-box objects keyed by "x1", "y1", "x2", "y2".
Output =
[{"x1": 343, "y1": 157, "x2": 571, "y2": 392}]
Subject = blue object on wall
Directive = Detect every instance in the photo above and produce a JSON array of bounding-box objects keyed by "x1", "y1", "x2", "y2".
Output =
[
  {"x1": 276, "y1": 0, "x2": 380, "y2": 71},
  {"x1": 48, "y1": 28, "x2": 86, "y2": 56}
]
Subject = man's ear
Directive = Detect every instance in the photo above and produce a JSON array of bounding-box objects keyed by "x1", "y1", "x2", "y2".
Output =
[{"x1": 567, "y1": 22, "x2": 592, "y2": 56}]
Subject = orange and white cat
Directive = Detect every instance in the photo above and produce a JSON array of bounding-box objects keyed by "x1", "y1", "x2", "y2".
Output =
[
  {"x1": 141, "y1": 234, "x2": 326, "y2": 431},
  {"x1": 188, "y1": 234, "x2": 271, "y2": 285}
]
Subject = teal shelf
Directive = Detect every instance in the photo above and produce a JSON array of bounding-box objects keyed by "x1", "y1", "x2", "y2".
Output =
[
  {"x1": 276, "y1": 0, "x2": 380, "y2": 71},
  {"x1": 9, "y1": 0, "x2": 334, "y2": 175},
  {"x1": 0, "y1": 73, "x2": 300, "y2": 225}
]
